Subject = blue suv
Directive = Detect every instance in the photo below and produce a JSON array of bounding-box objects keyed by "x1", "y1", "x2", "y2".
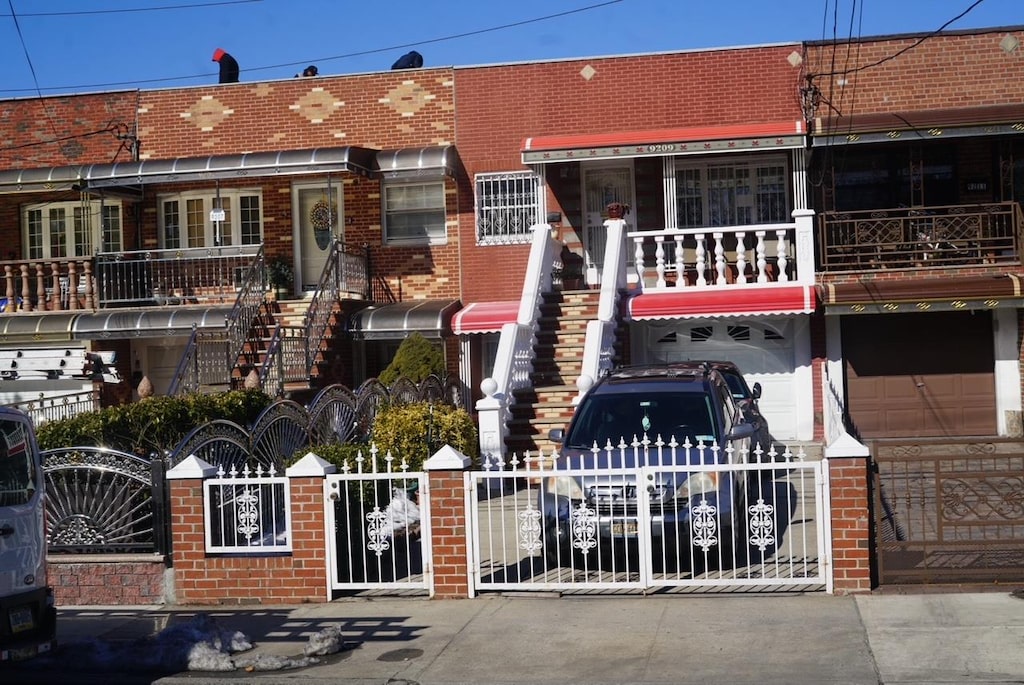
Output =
[{"x1": 542, "y1": 363, "x2": 756, "y2": 572}]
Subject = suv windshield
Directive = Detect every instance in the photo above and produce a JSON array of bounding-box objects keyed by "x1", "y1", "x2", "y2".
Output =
[{"x1": 563, "y1": 391, "x2": 717, "y2": 449}]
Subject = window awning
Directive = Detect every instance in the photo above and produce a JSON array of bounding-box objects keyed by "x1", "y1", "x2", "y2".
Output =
[
  {"x1": 819, "y1": 275, "x2": 1023, "y2": 315},
  {"x1": 71, "y1": 307, "x2": 232, "y2": 339},
  {"x1": 452, "y1": 300, "x2": 519, "y2": 335},
  {"x1": 522, "y1": 121, "x2": 805, "y2": 164},
  {"x1": 0, "y1": 146, "x2": 380, "y2": 194},
  {"x1": 626, "y1": 285, "x2": 818, "y2": 321},
  {"x1": 348, "y1": 299, "x2": 461, "y2": 340},
  {"x1": 0, "y1": 313, "x2": 76, "y2": 343},
  {"x1": 375, "y1": 145, "x2": 457, "y2": 180},
  {"x1": 811, "y1": 104, "x2": 1024, "y2": 147}
]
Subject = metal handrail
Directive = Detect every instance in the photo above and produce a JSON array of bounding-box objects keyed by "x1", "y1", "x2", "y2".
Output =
[
  {"x1": 225, "y1": 246, "x2": 269, "y2": 386},
  {"x1": 304, "y1": 240, "x2": 370, "y2": 380}
]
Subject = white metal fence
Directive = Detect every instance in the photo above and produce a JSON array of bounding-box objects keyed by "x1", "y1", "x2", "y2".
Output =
[
  {"x1": 323, "y1": 451, "x2": 430, "y2": 594},
  {"x1": 467, "y1": 440, "x2": 829, "y2": 594},
  {"x1": 204, "y1": 464, "x2": 291, "y2": 553}
]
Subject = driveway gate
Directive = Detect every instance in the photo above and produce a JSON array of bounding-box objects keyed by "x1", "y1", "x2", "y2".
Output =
[
  {"x1": 870, "y1": 438, "x2": 1024, "y2": 585},
  {"x1": 467, "y1": 442, "x2": 829, "y2": 594}
]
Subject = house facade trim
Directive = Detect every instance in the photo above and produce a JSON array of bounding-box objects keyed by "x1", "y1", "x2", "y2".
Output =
[{"x1": 819, "y1": 274, "x2": 1023, "y2": 315}]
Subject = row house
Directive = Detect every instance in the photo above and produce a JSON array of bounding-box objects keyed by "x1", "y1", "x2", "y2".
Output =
[{"x1": 0, "y1": 25, "x2": 1021, "y2": 460}]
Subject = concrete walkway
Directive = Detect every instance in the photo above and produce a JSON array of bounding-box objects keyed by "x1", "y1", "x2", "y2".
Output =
[{"x1": 7, "y1": 590, "x2": 1024, "y2": 684}]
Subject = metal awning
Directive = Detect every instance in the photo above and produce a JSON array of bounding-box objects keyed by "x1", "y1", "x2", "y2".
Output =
[
  {"x1": 71, "y1": 307, "x2": 232, "y2": 339},
  {"x1": 522, "y1": 121, "x2": 805, "y2": 164},
  {"x1": 452, "y1": 300, "x2": 519, "y2": 335},
  {"x1": 348, "y1": 299, "x2": 460, "y2": 340},
  {"x1": 0, "y1": 146, "x2": 380, "y2": 194},
  {"x1": 626, "y1": 285, "x2": 817, "y2": 321},
  {"x1": 0, "y1": 313, "x2": 76, "y2": 343},
  {"x1": 376, "y1": 145, "x2": 458, "y2": 180},
  {"x1": 819, "y1": 275, "x2": 1023, "y2": 315},
  {"x1": 811, "y1": 104, "x2": 1024, "y2": 147}
]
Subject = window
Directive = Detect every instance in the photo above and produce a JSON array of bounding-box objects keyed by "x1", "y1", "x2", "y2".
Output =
[
  {"x1": 674, "y1": 156, "x2": 789, "y2": 228},
  {"x1": 158, "y1": 189, "x2": 262, "y2": 249},
  {"x1": 21, "y1": 200, "x2": 122, "y2": 259},
  {"x1": 475, "y1": 172, "x2": 540, "y2": 245},
  {"x1": 383, "y1": 182, "x2": 446, "y2": 245}
]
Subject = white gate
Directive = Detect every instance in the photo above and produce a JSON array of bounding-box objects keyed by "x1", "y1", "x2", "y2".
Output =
[
  {"x1": 323, "y1": 460, "x2": 430, "y2": 595},
  {"x1": 467, "y1": 442, "x2": 830, "y2": 594}
]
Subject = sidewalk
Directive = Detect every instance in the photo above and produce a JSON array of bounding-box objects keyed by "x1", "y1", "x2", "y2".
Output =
[{"x1": 7, "y1": 591, "x2": 1024, "y2": 684}]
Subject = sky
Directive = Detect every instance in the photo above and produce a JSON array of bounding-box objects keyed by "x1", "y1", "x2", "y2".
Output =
[{"x1": 0, "y1": 0, "x2": 1021, "y2": 98}]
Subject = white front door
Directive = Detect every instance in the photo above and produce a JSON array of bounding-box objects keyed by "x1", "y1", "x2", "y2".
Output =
[
  {"x1": 293, "y1": 181, "x2": 344, "y2": 293},
  {"x1": 581, "y1": 164, "x2": 634, "y2": 285}
]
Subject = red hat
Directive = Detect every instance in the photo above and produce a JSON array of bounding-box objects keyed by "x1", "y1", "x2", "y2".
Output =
[{"x1": 212, "y1": 48, "x2": 226, "y2": 62}]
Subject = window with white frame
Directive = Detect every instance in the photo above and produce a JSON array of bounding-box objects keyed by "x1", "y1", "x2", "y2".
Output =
[
  {"x1": 158, "y1": 189, "x2": 262, "y2": 249},
  {"x1": 22, "y1": 200, "x2": 122, "y2": 259},
  {"x1": 674, "y1": 155, "x2": 789, "y2": 228},
  {"x1": 383, "y1": 181, "x2": 446, "y2": 245},
  {"x1": 475, "y1": 171, "x2": 540, "y2": 245}
]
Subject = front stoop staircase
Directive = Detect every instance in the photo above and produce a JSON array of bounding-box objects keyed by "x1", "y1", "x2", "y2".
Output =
[
  {"x1": 234, "y1": 297, "x2": 322, "y2": 397},
  {"x1": 505, "y1": 288, "x2": 624, "y2": 458}
]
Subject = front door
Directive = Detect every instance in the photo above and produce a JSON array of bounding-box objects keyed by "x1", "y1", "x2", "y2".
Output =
[
  {"x1": 294, "y1": 181, "x2": 344, "y2": 293},
  {"x1": 582, "y1": 164, "x2": 635, "y2": 285}
]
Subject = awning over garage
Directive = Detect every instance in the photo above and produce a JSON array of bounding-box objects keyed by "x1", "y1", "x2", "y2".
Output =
[
  {"x1": 811, "y1": 104, "x2": 1024, "y2": 147},
  {"x1": 627, "y1": 285, "x2": 817, "y2": 321},
  {"x1": 348, "y1": 299, "x2": 460, "y2": 340},
  {"x1": 522, "y1": 121, "x2": 805, "y2": 164},
  {"x1": 0, "y1": 146, "x2": 380, "y2": 194},
  {"x1": 819, "y1": 274, "x2": 1023, "y2": 315},
  {"x1": 452, "y1": 300, "x2": 518, "y2": 334},
  {"x1": 71, "y1": 307, "x2": 232, "y2": 339},
  {"x1": 376, "y1": 145, "x2": 457, "y2": 180}
]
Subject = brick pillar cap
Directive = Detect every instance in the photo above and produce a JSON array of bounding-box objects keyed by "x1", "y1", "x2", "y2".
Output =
[
  {"x1": 424, "y1": 444, "x2": 471, "y2": 471},
  {"x1": 286, "y1": 452, "x2": 338, "y2": 477},
  {"x1": 166, "y1": 454, "x2": 217, "y2": 479}
]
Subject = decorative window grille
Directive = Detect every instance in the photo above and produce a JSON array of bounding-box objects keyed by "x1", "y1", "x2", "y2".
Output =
[
  {"x1": 475, "y1": 171, "x2": 540, "y2": 245},
  {"x1": 204, "y1": 464, "x2": 291, "y2": 553}
]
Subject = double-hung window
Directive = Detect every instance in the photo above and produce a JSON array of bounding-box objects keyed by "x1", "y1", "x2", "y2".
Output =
[
  {"x1": 674, "y1": 155, "x2": 789, "y2": 228},
  {"x1": 383, "y1": 182, "x2": 446, "y2": 245},
  {"x1": 158, "y1": 189, "x2": 263, "y2": 249},
  {"x1": 22, "y1": 200, "x2": 122, "y2": 259},
  {"x1": 474, "y1": 171, "x2": 540, "y2": 245}
]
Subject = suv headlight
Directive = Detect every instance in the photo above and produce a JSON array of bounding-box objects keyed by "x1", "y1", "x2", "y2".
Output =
[
  {"x1": 674, "y1": 471, "x2": 719, "y2": 500},
  {"x1": 545, "y1": 476, "x2": 585, "y2": 500}
]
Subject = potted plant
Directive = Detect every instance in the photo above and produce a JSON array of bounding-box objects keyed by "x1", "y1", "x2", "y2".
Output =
[{"x1": 266, "y1": 256, "x2": 294, "y2": 299}]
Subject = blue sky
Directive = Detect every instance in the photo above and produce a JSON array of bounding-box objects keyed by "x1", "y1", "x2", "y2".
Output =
[{"x1": 0, "y1": 0, "x2": 1021, "y2": 97}]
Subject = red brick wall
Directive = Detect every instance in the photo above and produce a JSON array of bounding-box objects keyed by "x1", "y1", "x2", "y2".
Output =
[
  {"x1": 828, "y1": 457, "x2": 873, "y2": 594},
  {"x1": 452, "y1": 45, "x2": 805, "y2": 303},
  {"x1": 169, "y1": 476, "x2": 328, "y2": 604},
  {"x1": 50, "y1": 556, "x2": 165, "y2": 605},
  {"x1": 803, "y1": 29, "x2": 1024, "y2": 116}
]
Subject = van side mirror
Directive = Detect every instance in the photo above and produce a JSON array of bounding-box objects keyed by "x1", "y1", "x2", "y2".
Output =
[
  {"x1": 751, "y1": 382, "x2": 762, "y2": 400},
  {"x1": 548, "y1": 428, "x2": 565, "y2": 444}
]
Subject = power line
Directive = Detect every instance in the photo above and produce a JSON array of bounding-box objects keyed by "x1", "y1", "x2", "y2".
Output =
[
  {"x1": 0, "y1": 0, "x2": 261, "y2": 17},
  {"x1": 0, "y1": 0, "x2": 624, "y2": 94}
]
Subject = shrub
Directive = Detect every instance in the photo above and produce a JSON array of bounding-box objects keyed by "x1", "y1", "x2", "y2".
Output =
[
  {"x1": 370, "y1": 401, "x2": 478, "y2": 471},
  {"x1": 378, "y1": 332, "x2": 445, "y2": 386}
]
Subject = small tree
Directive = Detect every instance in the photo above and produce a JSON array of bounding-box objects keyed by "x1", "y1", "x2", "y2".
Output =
[{"x1": 378, "y1": 332, "x2": 445, "y2": 386}]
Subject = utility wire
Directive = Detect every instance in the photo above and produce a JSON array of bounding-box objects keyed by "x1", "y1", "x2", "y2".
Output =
[
  {"x1": 0, "y1": 0, "x2": 262, "y2": 17},
  {"x1": 0, "y1": 0, "x2": 624, "y2": 93}
]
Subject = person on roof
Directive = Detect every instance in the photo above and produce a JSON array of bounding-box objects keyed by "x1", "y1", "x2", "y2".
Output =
[{"x1": 212, "y1": 48, "x2": 239, "y2": 83}]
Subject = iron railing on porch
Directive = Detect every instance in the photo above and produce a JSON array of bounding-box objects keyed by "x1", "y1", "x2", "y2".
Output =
[
  {"x1": 818, "y1": 201, "x2": 1023, "y2": 271},
  {"x1": 4, "y1": 389, "x2": 100, "y2": 426}
]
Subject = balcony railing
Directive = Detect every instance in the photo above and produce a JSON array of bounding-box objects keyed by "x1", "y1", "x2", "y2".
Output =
[
  {"x1": 1, "y1": 257, "x2": 95, "y2": 312},
  {"x1": 818, "y1": 202, "x2": 1022, "y2": 272}
]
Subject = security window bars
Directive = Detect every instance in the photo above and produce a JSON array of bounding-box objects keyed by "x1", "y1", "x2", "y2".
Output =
[
  {"x1": 22, "y1": 200, "x2": 122, "y2": 259},
  {"x1": 158, "y1": 189, "x2": 263, "y2": 249},
  {"x1": 475, "y1": 172, "x2": 539, "y2": 245},
  {"x1": 383, "y1": 181, "x2": 447, "y2": 245}
]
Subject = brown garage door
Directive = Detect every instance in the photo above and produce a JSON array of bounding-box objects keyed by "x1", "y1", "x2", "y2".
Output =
[{"x1": 843, "y1": 311, "x2": 996, "y2": 438}]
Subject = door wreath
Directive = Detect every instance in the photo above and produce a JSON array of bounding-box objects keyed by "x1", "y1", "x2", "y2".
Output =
[{"x1": 311, "y1": 199, "x2": 337, "y2": 250}]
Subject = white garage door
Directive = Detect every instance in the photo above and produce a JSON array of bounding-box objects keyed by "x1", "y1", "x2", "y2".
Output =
[{"x1": 634, "y1": 319, "x2": 800, "y2": 441}]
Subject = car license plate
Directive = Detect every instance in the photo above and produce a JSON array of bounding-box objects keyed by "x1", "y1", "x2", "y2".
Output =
[
  {"x1": 611, "y1": 521, "x2": 638, "y2": 536},
  {"x1": 9, "y1": 606, "x2": 34, "y2": 634}
]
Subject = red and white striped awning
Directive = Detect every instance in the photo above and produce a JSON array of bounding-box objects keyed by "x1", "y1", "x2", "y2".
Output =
[
  {"x1": 627, "y1": 285, "x2": 817, "y2": 321},
  {"x1": 452, "y1": 300, "x2": 519, "y2": 335}
]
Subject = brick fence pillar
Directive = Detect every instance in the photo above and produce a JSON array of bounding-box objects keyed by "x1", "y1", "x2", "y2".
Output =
[
  {"x1": 423, "y1": 445, "x2": 472, "y2": 599},
  {"x1": 165, "y1": 456, "x2": 217, "y2": 602},
  {"x1": 825, "y1": 441, "x2": 873, "y2": 594}
]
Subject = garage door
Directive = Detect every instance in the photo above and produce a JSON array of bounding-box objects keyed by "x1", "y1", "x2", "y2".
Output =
[
  {"x1": 637, "y1": 319, "x2": 799, "y2": 440},
  {"x1": 842, "y1": 311, "x2": 995, "y2": 438}
]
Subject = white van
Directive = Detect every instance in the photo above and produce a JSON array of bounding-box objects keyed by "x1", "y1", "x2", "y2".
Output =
[{"x1": 0, "y1": 407, "x2": 56, "y2": 662}]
